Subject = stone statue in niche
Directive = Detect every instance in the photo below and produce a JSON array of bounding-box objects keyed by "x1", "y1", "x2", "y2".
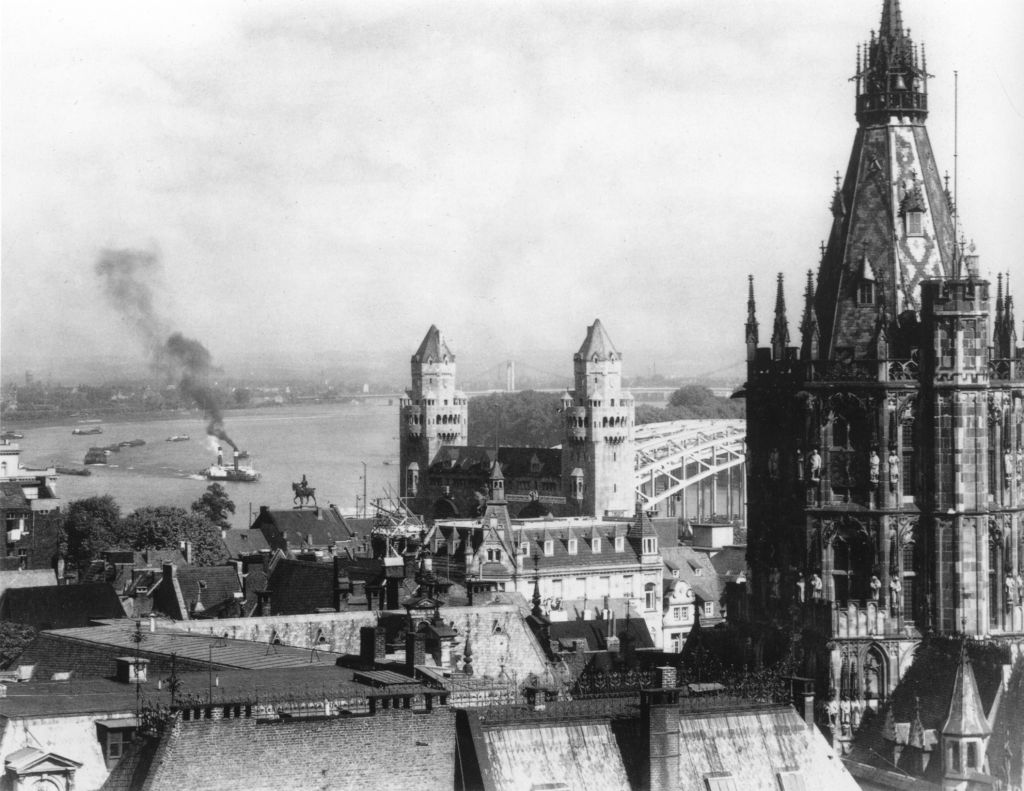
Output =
[
  {"x1": 889, "y1": 577, "x2": 902, "y2": 616},
  {"x1": 808, "y1": 448, "x2": 822, "y2": 483},
  {"x1": 870, "y1": 575, "x2": 881, "y2": 602},
  {"x1": 887, "y1": 449, "x2": 900, "y2": 493},
  {"x1": 1017, "y1": 571, "x2": 1024, "y2": 605},
  {"x1": 1005, "y1": 574, "x2": 1016, "y2": 612},
  {"x1": 796, "y1": 575, "x2": 806, "y2": 603},
  {"x1": 768, "y1": 448, "x2": 781, "y2": 481},
  {"x1": 869, "y1": 449, "x2": 881, "y2": 487},
  {"x1": 810, "y1": 573, "x2": 823, "y2": 600}
]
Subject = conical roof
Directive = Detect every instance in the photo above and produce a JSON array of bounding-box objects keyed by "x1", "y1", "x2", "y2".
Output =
[
  {"x1": 575, "y1": 319, "x2": 619, "y2": 362},
  {"x1": 412, "y1": 325, "x2": 455, "y2": 364},
  {"x1": 941, "y1": 648, "x2": 992, "y2": 738}
]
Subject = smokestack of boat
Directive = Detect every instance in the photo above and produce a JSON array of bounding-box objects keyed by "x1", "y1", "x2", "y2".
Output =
[
  {"x1": 217, "y1": 446, "x2": 223, "y2": 466},
  {"x1": 233, "y1": 451, "x2": 240, "y2": 471}
]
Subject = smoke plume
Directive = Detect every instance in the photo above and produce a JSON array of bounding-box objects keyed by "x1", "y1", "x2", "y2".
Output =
[{"x1": 95, "y1": 248, "x2": 238, "y2": 449}]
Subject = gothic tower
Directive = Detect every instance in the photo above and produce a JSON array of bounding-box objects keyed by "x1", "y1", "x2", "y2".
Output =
[
  {"x1": 741, "y1": 0, "x2": 1024, "y2": 725},
  {"x1": 561, "y1": 320, "x2": 635, "y2": 517},
  {"x1": 399, "y1": 326, "x2": 468, "y2": 510}
]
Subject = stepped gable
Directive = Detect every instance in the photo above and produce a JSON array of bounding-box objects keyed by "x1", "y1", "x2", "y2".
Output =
[
  {"x1": 108, "y1": 708, "x2": 458, "y2": 791},
  {"x1": 0, "y1": 582, "x2": 124, "y2": 630},
  {"x1": 411, "y1": 324, "x2": 454, "y2": 364}
]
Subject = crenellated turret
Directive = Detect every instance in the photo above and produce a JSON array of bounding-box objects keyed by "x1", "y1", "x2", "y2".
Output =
[{"x1": 561, "y1": 320, "x2": 635, "y2": 516}]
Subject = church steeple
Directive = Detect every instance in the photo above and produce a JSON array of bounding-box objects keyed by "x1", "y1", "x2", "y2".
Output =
[
  {"x1": 771, "y1": 273, "x2": 790, "y2": 360},
  {"x1": 855, "y1": 0, "x2": 929, "y2": 126}
]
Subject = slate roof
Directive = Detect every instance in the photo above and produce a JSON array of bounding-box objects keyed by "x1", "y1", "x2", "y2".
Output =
[
  {"x1": 16, "y1": 621, "x2": 341, "y2": 678},
  {"x1": 988, "y1": 656, "x2": 1024, "y2": 790},
  {"x1": 0, "y1": 482, "x2": 30, "y2": 511},
  {"x1": 547, "y1": 616, "x2": 654, "y2": 652},
  {"x1": 221, "y1": 528, "x2": 270, "y2": 558},
  {"x1": 428, "y1": 446, "x2": 562, "y2": 480},
  {"x1": 412, "y1": 324, "x2": 455, "y2": 363},
  {"x1": 263, "y1": 559, "x2": 335, "y2": 615},
  {"x1": 575, "y1": 319, "x2": 619, "y2": 362},
  {"x1": 708, "y1": 545, "x2": 748, "y2": 582},
  {"x1": 661, "y1": 546, "x2": 724, "y2": 605},
  {"x1": 153, "y1": 566, "x2": 243, "y2": 620},
  {"x1": 0, "y1": 582, "x2": 125, "y2": 629},
  {"x1": 251, "y1": 507, "x2": 348, "y2": 551}
]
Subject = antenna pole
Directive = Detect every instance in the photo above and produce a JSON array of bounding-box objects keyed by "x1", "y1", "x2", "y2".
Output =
[{"x1": 953, "y1": 70, "x2": 960, "y2": 278}]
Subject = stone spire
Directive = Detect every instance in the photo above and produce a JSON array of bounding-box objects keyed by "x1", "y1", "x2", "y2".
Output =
[
  {"x1": 745, "y1": 275, "x2": 759, "y2": 360},
  {"x1": 799, "y1": 270, "x2": 819, "y2": 361},
  {"x1": 771, "y1": 273, "x2": 790, "y2": 360}
]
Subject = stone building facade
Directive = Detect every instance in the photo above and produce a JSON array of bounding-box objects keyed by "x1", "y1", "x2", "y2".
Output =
[{"x1": 739, "y1": 0, "x2": 1024, "y2": 728}]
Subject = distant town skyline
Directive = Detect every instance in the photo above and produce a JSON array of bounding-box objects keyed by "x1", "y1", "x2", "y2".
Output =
[{"x1": 3, "y1": 0, "x2": 1023, "y2": 384}]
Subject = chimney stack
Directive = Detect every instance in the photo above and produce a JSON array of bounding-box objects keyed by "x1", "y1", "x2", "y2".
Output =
[
  {"x1": 406, "y1": 631, "x2": 426, "y2": 676},
  {"x1": 217, "y1": 446, "x2": 223, "y2": 466},
  {"x1": 233, "y1": 451, "x2": 240, "y2": 471}
]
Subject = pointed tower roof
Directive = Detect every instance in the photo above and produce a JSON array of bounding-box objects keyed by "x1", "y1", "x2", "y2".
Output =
[
  {"x1": 575, "y1": 319, "x2": 620, "y2": 362},
  {"x1": 856, "y1": 0, "x2": 928, "y2": 126},
  {"x1": 771, "y1": 273, "x2": 790, "y2": 356},
  {"x1": 744, "y1": 275, "x2": 759, "y2": 347},
  {"x1": 942, "y1": 647, "x2": 992, "y2": 738},
  {"x1": 412, "y1": 325, "x2": 455, "y2": 364},
  {"x1": 799, "y1": 270, "x2": 819, "y2": 360}
]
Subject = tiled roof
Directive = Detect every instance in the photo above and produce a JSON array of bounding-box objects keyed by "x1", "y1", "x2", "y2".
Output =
[
  {"x1": 264, "y1": 559, "x2": 335, "y2": 615},
  {"x1": 116, "y1": 707, "x2": 458, "y2": 791},
  {"x1": 988, "y1": 656, "x2": 1024, "y2": 789},
  {"x1": 708, "y1": 546, "x2": 747, "y2": 581},
  {"x1": 0, "y1": 582, "x2": 125, "y2": 629},
  {"x1": 547, "y1": 617, "x2": 654, "y2": 652}
]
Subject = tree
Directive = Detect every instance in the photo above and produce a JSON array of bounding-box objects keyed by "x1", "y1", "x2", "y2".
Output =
[
  {"x1": 121, "y1": 506, "x2": 228, "y2": 566},
  {"x1": 0, "y1": 621, "x2": 36, "y2": 669},
  {"x1": 190, "y1": 483, "x2": 235, "y2": 531},
  {"x1": 468, "y1": 391, "x2": 563, "y2": 447},
  {"x1": 62, "y1": 495, "x2": 123, "y2": 572}
]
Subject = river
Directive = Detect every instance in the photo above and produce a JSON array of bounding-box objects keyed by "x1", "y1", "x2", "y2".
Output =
[{"x1": 6, "y1": 402, "x2": 397, "y2": 529}]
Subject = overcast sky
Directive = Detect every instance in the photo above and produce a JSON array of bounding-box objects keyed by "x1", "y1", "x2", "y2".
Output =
[{"x1": 3, "y1": 0, "x2": 1023, "y2": 385}]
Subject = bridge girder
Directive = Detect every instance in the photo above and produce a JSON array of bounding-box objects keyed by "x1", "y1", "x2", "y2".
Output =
[{"x1": 633, "y1": 420, "x2": 746, "y2": 509}]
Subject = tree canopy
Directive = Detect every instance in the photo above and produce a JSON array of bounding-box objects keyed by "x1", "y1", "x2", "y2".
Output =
[
  {"x1": 468, "y1": 391, "x2": 563, "y2": 447},
  {"x1": 121, "y1": 506, "x2": 228, "y2": 567},
  {"x1": 191, "y1": 483, "x2": 236, "y2": 531},
  {"x1": 62, "y1": 495, "x2": 122, "y2": 572}
]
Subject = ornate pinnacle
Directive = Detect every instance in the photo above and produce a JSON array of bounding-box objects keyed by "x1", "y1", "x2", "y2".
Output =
[
  {"x1": 771, "y1": 273, "x2": 790, "y2": 358},
  {"x1": 745, "y1": 275, "x2": 759, "y2": 348}
]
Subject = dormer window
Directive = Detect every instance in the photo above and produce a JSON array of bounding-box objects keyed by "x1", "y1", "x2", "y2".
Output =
[
  {"x1": 544, "y1": 540, "x2": 554, "y2": 557},
  {"x1": 900, "y1": 180, "x2": 926, "y2": 237},
  {"x1": 592, "y1": 537, "x2": 601, "y2": 553},
  {"x1": 614, "y1": 536, "x2": 624, "y2": 552},
  {"x1": 567, "y1": 538, "x2": 578, "y2": 555},
  {"x1": 905, "y1": 211, "x2": 924, "y2": 236},
  {"x1": 858, "y1": 281, "x2": 875, "y2": 305},
  {"x1": 643, "y1": 537, "x2": 657, "y2": 555},
  {"x1": 519, "y1": 541, "x2": 528, "y2": 555}
]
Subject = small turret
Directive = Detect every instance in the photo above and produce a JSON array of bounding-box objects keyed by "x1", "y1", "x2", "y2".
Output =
[
  {"x1": 799, "y1": 270, "x2": 819, "y2": 361},
  {"x1": 488, "y1": 459, "x2": 505, "y2": 503},
  {"x1": 745, "y1": 275, "x2": 759, "y2": 361},
  {"x1": 941, "y1": 645, "x2": 991, "y2": 781},
  {"x1": 771, "y1": 273, "x2": 790, "y2": 360}
]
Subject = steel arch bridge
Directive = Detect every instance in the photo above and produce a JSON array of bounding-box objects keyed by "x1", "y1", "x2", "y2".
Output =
[{"x1": 633, "y1": 419, "x2": 746, "y2": 512}]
